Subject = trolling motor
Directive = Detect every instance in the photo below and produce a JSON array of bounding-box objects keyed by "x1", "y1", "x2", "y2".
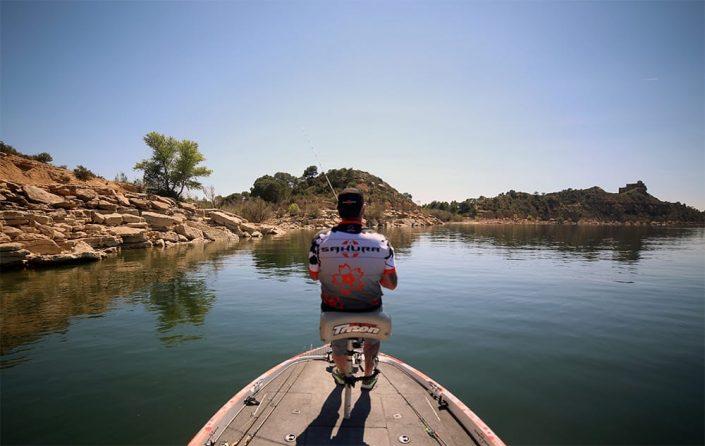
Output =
[{"x1": 319, "y1": 309, "x2": 392, "y2": 419}]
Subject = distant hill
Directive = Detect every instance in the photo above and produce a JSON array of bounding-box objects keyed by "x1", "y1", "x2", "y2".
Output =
[
  {"x1": 221, "y1": 167, "x2": 418, "y2": 212},
  {"x1": 424, "y1": 181, "x2": 705, "y2": 225}
]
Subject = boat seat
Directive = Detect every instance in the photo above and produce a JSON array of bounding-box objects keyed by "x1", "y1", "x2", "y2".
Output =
[{"x1": 319, "y1": 309, "x2": 392, "y2": 342}]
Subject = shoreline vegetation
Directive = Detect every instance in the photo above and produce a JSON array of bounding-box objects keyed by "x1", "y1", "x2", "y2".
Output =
[{"x1": 1, "y1": 136, "x2": 703, "y2": 271}]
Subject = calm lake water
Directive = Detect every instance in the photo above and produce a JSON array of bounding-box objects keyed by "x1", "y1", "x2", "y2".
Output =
[{"x1": 1, "y1": 224, "x2": 703, "y2": 445}]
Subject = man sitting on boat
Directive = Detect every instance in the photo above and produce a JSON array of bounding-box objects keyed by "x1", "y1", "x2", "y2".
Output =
[{"x1": 308, "y1": 188, "x2": 398, "y2": 390}]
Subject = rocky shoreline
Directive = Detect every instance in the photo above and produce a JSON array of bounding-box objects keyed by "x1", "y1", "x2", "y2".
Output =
[
  {"x1": 0, "y1": 180, "x2": 289, "y2": 270},
  {"x1": 0, "y1": 181, "x2": 439, "y2": 272}
]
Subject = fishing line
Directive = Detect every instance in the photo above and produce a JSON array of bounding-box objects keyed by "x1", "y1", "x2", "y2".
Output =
[{"x1": 301, "y1": 127, "x2": 337, "y2": 202}]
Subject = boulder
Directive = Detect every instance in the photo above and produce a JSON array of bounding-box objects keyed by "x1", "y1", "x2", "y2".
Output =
[
  {"x1": 0, "y1": 242, "x2": 22, "y2": 252},
  {"x1": 23, "y1": 185, "x2": 65, "y2": 206},
  {"x1": 79, "y1": 235, "x2": 122, "y2": 248},
  {"x1": 121, "y1": 240, "x2": 153, "y2": 249},
  {"x1": 97, "y1": 200, "x2": 118, "y2": 212},
  {"x1": 0, "y1": 210, "x2": 30, "y2": 226},
  {"x1": 142, "y1": 211, "x2": 183, "y2": 228},
  {"x1": 29, "y1": 214, "x2": 52, "y2": 225},
  {"x1": 157, "y1": 231, "x2": 180, "y2": 243},
  {"x1": 186, "y1": 220, "x2": 239, "y2": 242},
  {"x1": 121, "y1": 214, "x2": 144, "y2": 224},
  {"x1": 251, "y1": 231, "x2": 263, "y2": 238},
  {"x1": 114, "y1": 193, "x2": 130, "y2": 207},
  {"x1": 126, "y1": 222, "x2": 150, "y2": 229},
  {"x1": 129, "y1": 198, "x2": 150, "y2": 209},
  {"x1": 75, "y1": 188, "x2": 98, "y2": 201},
  {"x1": 240, "y1": 222, "x2": 260, "y2": 233},
  {"x1": 93, "y1": 213, "x2": 123, "y2": 226},
  {"x1": 71, "y1": 241, "x2": 102, "y2": 260},
  {"x1": 208, "y1": 211, "x2": 243, "y2": 233},
  {"x1": 174, "y1": 223, "x2": 203, "y2": 241},
  {"x1": 150, "y1": 200, "x2": 171, "y2": 211},
  {"x1": 109, "y1": 226, "x2": 147, "y2": 243},
  {"x1": 1, "y1": 226, "x2": 23, "y2": 238},
  {"x1": 20, "y1": 237, "x2": 63, "y2": 255}
]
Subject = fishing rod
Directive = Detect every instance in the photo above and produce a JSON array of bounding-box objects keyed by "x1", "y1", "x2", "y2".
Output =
[{"x1": 302, "y1": 127, "x2": 337, "y2": 202}]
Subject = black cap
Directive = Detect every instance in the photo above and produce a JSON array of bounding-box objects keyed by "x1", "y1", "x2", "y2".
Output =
[{"x1": 337, "y1": 188, "x2": 364, "y2": 219}]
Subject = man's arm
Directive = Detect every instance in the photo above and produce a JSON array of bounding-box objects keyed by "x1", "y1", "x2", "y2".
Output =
[
  {"x1": 380, "y1": 270, "x2": 397, "y2": 290},
  {"x1": 380, "y1": 243, "x2": 397, "y2": 290},
  {"x1": 308, "y1": 234, "x2": 322, "y2": 281}
]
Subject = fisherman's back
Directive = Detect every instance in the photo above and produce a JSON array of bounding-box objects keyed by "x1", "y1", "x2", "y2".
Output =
[{"x1": 309, "y1": 221, "x2": 395, "y2": 311}]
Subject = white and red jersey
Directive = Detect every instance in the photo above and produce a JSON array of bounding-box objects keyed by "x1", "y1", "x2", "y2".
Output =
[{"x1": 309, "y1": 222, "x2": 396, "y2": 311}]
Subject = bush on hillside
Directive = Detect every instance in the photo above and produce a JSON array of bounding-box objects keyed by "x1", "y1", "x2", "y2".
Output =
[
  {"x1": 74, "y1": 165, "x2": 96, "y2": 180},
  {"x1": 288, "y1": 203, "x2": 300, "y2": 216},
  {"x1": 30, "y1": 152, "x2": 53, "y2": 163},
  {"x1": 226, "y1": 198, "x2": 274, "y2": 223}
]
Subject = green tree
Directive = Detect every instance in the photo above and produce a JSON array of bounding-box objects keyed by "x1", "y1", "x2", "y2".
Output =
[
  {"x1": 134, "y1": 132, "x2": 212, "y2": 199},
  {"x1": 251, "y1": 175, "x2": 289, "y2": 203},
  {"x1": 302, "y1": 165, "x2": 318, "y2": 180}
]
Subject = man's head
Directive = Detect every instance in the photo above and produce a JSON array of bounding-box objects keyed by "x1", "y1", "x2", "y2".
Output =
[{"x1": 337, "y1": 188, "x2": 364, "y2": 220}]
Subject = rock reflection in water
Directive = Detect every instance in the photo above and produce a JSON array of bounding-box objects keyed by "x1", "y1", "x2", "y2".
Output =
[{"x1": 0, "y1": 241, "x2": 243, "y2": 362}]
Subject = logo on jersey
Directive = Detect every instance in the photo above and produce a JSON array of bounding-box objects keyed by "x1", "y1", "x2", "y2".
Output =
[
  {"x1": 331, "y1": 263, "x2": 364, "y2": 296},
  {"x1": 321, "y1": 241, "x2": 380, "y2": 256},
  {"x1": 332, "y1": 322, "x2": 380, "y2": 336}
]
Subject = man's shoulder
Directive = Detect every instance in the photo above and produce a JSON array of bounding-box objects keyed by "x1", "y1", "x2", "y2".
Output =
[
  {"x1": 359, "y1": 228, "x2": 390, "y2": 245},
  {"x1": 312, "y1": 229, "x2": 332, "y2": 243}
]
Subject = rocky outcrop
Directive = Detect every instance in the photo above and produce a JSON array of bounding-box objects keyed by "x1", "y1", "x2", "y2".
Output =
[{"x1": 0, "y1": 176, "x2": 279, "y2": 270}]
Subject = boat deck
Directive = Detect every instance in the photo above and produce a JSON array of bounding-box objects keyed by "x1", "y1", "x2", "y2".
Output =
[{"x1": 213, "y1": 357, "x2": 479, "y2": 446}]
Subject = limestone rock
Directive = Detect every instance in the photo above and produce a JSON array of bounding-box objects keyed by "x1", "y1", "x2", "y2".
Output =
[
  {"x1": 0, "y1": 242, "x2": 23, "y2": 252},
  {"x1": 121, "y1": 240, "x2": 153, "y2": 249},
  {"x1": 79, "y1": 235, "x2": 122, "y2": 248},
  {"x1": 250, "y1": 231, "x2": 263, "y2": 238},
  {"x1": 208, "y1": 211, "x2": 243, "y2": 233},
  {"x1": 142, "y1": 211, "x2": 183, "y2": 228},
  {"x1": 150, "y1": 200, "x2": 171, "y2": 211},
  {"x1": 158, "y1": 231, "x2": 180, "y2": 243},
  {"x1": 129, "y1": 198, "x2": 149, "y2": 209},
  {"x1": 20, "y1": 237, "x2": 63, "y2": 255},
  {"x1": 240, "y1": 222, "x2": 259, "y2": 233},
  {"x1": 93, "y1": 213, "x2": 123, "y2": 226},
  {"x1": 121, "y1": 214, "x2": 144, "y2": 224},
  {"x1": 114, "y1": 193, "x2": 130, "y2": 207},
  {"x1": 186, "y1": 220, "x2": 238, "y2": 242},
  {"x1": 175, "y1": 223, "x2": 203, "y2": 240},
  {"x1": 2, "y1": 226, "x2": 23, "y2": 238},
  {"x1": 23, "y1": 185, "x2": 65, "y2": 205},
  {"x1": 76, "y1": 188, "x2": 98, "y2": 201},
  {"x1": 97, "y1": 200, "x2": 118, "y2": 211},
  {"x1": 126, "y1": 222, "x2": 150, "y2": 229},
  {"x1": 109, "y1": 226, "x2": 147, "y2": 243}
]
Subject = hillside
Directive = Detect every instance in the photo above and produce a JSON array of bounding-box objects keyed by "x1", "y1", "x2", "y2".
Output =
[
  {"x1": 425, "y1": 181, "x2": 705, "y2": 225},
  {"x1": 218, "y1": 167, "x2": 438, "y2": 229}
]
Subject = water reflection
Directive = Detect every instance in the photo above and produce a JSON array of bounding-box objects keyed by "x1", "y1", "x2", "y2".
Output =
[
  {"x1": 0, "y1": 241, "x2": 243, "y2": 362},
  {"x1": 425, "y1": 224, "x2": 700, "y2": 263},
  {"x1": 1, "y1": 225, "x2": 701, "y2": 365},
  {"x1": 247, "y1": 225, "x2": 700, "y2": 279}
]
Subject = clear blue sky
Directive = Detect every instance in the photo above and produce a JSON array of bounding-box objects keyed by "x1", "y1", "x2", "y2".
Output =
[{"x1": 2, "y1": 1, "x2": 703, "y2": 208}]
